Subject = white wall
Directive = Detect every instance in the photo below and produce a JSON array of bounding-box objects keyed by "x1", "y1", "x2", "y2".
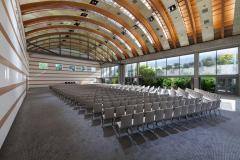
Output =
[
  {"x1": 0, "y1": 0, "x2": 28, "y2": 148},
  {"x1": 29, "y1": 53, "x2": 101, "y2": 88}
]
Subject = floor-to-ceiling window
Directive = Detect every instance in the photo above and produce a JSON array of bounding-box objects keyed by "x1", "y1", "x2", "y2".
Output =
[
  {"x1": 101, "y1": 65, "x2": 119, "y2": 84},
  {"x1": 199, "y1": 47, "x2": 238, "y2": 94},
  {"x1": 125, "y1": 63, "x2": 137, "y2": 84}
]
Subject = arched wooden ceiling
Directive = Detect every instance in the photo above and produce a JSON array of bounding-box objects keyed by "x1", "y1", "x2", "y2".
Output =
[
  {"x1": 20, "y1": 0, "x2": 238, "y2": 62},
  {"x1": 27, "y1": 32, "x2": 122, "y2": 60}
]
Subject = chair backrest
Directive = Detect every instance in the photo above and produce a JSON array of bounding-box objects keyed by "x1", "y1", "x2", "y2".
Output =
[
  {"x1": 164, "y1": 108, "x2": 173, "y2": 120},
  {"x1": 181, "y1": 105, "x2": 188, "y2": 116},
  {"x1": 195, "y1": 103, "x2": 202, "y2": 113},
  {"x1": 159, "y1": 101, "x2": 167, "y2": 109},
  {"x1": 93, "y1": 103, "x2": 102, "y2": 113},
  {"x1": 135, "y1": 104, "x2": 144, "y2": 113},
  {"x1": 145, "y1": 111, "x2": 155, "y2": 123},
  {"x1": 129, "y1": 99, "x2": 137, "y2": 105},
  {"x1": 155, "y1": 109, "x2": 164, "y2": 121},
  {"x1": 116, "y1": 106, "x2": 125, "y2": 117},
  {"x1": 120, "y1": 100, "x2": 128, "y2": 106},
  {"x1": 112, "y1": 101, "x2": 120, "y2": 108},
  {"x1": 103, "y1": 102, "x2": 112, "y2": 108},
  {"x1": 173, "y1": 107, "x2": 182, "y2": 118},
  {"x1": 121, "y1": 114, "x2": 133, "y2": 129},
  {"x1": 104, "y1": 107, "x2": 115, "y2": 119},
  {"x1": 152, "y1": 102, "x2": 160, "y2": 110},
  {"x1": 144, "y1": 103, "x2": 152, "y2": 112},
  {"x1": 188, "y1": 104, "x2": 195, "y2": 114},
  {"x1": 126, "y1": 105, "x2": 135, "y2": 114},
  {"x1": 133, "y1": 112, "x2": 144, "y2": 126}
]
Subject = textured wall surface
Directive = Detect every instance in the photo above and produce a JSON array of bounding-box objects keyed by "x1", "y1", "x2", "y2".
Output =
[
  {"x1": 0, "y1": 0, "x2": 28, "y2": 148},
  {"x1": 29, "y1": 53, "x2": 101, "y2": 88}
]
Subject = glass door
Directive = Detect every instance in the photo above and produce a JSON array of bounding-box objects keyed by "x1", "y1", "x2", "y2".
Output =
[{"x1": 216, "y1": 77, "x2": 237, "y2": 95}]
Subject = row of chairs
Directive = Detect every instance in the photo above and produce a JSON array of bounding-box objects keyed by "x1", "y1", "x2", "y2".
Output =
[{"x1": 115, "y1": 101, "x2": 220, "y2": 136}]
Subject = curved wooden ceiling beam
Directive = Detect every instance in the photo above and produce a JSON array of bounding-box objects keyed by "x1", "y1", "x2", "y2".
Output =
[
  {"x1": 28, "y1": 38, "x2": 112, "y2": 61},
  {"x1": 32, "y1": 42, "x2": 107, "y2": 61},
  {"x1": 20, "y1": 1, "x2": 149, "y2": 54},
  {"x1": 116, "y1": 0, "x2": 161, "y2": 51},
  {"x1": 23, "y1": 15, "x2": 138, "y2": 57},
  {"x1": 26, "y1": 25, "x2": 128, "y2": 59},
  {"x1": 149, "y1": 0, "x2": 178, "y2": 48},
  {"x1": 184, "y1": 0, "x2": 197, "y2": 44},
  {"x1": 27, "y1": 32, "x2": 122, "y2": 60}
]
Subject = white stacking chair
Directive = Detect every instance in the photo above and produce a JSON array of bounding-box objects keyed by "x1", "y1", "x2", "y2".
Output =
[
  {"x1": 181, "y1": 105, "x2": 188, "y2": 119},
  {"x1": 92, "y1": 103, "x2": 102, "y2": 119},
  {"x1": 155, "y1": 109, "x2": 164, "y2": 125},
  {"x1": 116, "y1": 114, "x2": 133, "y2": 136},
  {"x1": 152, "y1": 102, "x2": 160, "y2": 110},
  {"x1": 164, "y1": 108, "x2": 173, "y2": 123},
  {"x1": 102, "y1": 107, "x2": 115, "y2": 127},
  {"x1": 112, "y1": 101, "x2": 120, "y2": 108},
  {"x1": 133, "y1": 112, "x2": 144, "y2": 131},
  {"x1": 129, "y1": 99, "x2": 137, "y2": 105},
  {"x1": 115, "y1": 106, "x2": 125, "y2": 119},
  {"x1": 188, "y1": 104, "x2": 196, "y2": 117},
  {"x1": 103, "y1": 102, "x2": 112, "y2": 109},
  {"x1": 135, "y1": 104, "x2": 144, "y2": 113},
  {"x1": 173, "y1": 106, "x2": 182, "y2": 120},
  {"x1": 144, "y1": 111, "x2": 155, "y2": 129},
  {"x1": 195, "y1": 103, "x2": 202, "y2": 117},
  {"x1": 126, "y1": 105, "x2": 135, "y2": 114},
  {"x1": 120, "y1": 100, "x2": 128, "y2": 106},
  {"x1": 144, "y1": 103, "x2": 152, "y2": 112}
]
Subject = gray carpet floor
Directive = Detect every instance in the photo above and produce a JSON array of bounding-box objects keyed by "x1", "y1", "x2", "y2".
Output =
[{"x1": 0, "y1": 87, "x2": 240, "y2": 160}]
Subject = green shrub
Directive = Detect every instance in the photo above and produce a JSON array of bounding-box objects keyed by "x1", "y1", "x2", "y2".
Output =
[
  {"x1": 200, "y1": 77, "x2": 216, "y2": 93},
  {"x1": 139, "y1": 65, "x2": 156, "y2": 86},
  {"x1": 111, "y1": 77, "x2": 119, "y2": 84},
  {"x1": 163, "y1": 78, "x2": 172, "y2": 88}
]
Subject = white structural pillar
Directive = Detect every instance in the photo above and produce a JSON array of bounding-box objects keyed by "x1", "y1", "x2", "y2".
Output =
[{"x1": 194, "y1": 53, "x2": 199, "y2": 89}]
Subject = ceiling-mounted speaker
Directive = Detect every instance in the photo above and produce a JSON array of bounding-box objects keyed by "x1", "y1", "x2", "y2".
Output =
[
  {"x1": 81, "y1": 13, "x2": 88, "y2": 17},
  {"x1": 202, "y1": 8, "x2": 208, "y2": 14},
  {"x1": 168, "y1": 4, "x2": 176, "y2": 12},
  {"x1": 90, "y1": 0, "x2": 99, "y2": 5},
  {"x1": 74, "y1": 22, "x2": 80, "y2": 26},
  {"x1": 148, "y1": 16, "x2": 154, "y2": 22}
]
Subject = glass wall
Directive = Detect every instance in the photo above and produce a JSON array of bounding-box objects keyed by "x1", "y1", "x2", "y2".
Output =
[
  {"x1": 125, "y1": 63, "x2": 137, "y2": 77},
  {"x1": 156, "y1": 59, "x2": 166, "y2": 77},
  {"x1": 101, "y1": 65, "x2": 119, "y2": 84},
  {"x1": 147, "y1": 60, "x2": 156, "y2": 69},
  {"x1": 199, "y1": 47, "x2": 238, "y2": 94},
  {"x1": 217, "y1": 48, "x2": 238, "y2": 75},
  {"x1": 199, "y1": 51, "x2": 217, "y2": 75},
  {"x1": 167, "y1": 57, "x2": 180, "y2": 76},
  {"x1": 180, "y1": 54, "x2": 194, "y2": 75}
]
